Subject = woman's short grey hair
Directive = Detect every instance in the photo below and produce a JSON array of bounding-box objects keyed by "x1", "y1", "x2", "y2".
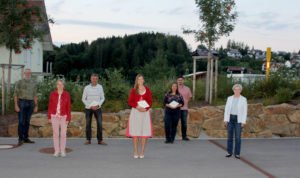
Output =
[{"x1": 232, "y1": 84, "x2": 243, "y2": 91}]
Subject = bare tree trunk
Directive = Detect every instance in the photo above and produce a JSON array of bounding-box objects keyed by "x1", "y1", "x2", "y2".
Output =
[
  {"x1": 205, "y1": 58, "x2": 210, "y2": 102},
  {"x1": 1, "y1": 66, "x2": 5, "y2": 115},
  {"x1": 6, "y1": 48, "x2": 13, "y2": 110},
  {"x1": 214, "y1": 58, "x2": 218, "y2": 100}
]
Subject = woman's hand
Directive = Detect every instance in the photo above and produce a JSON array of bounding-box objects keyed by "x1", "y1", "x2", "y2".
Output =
[
  {"x1": 137, "y1": 106, "x2": 146, "y2": 112},
  {"x1": 48, "y1": 119, "x2": 52, "y2": 124},
  {"x1": 224, "y1": 122, "x2": 228, "y2": 128},
  {"x1": 242, "y1": 123, "x2": 246, "y2": 128}
]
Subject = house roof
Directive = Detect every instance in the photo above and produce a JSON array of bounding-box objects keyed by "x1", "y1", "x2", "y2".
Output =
[
  {"x1": 191, "y1": 49, "x2": 218, "y2": 58},
  {"x1": 27, "y1": 0, "x2": 53, "y2": 51},
  {"x1": 227, "y1": 66, "x2": 246, "y2": 71}
]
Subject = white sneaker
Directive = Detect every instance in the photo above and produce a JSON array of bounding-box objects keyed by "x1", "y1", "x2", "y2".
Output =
[
  {"x1": 134, "y1": 155, "x2": 139, "y2": 159},
  {"x1": 53, "y1": 152, "x2": 60, "y2": 157},
  {"x1": 61, "y1": 152, "x2": 66, "y2": 157},
  {"x1": 139, "y1": 155, "x2": 144, "y2": 159}
]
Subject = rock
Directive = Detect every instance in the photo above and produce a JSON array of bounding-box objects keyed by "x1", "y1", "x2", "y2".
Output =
[
  {"x1": 264, "y1": 103, "x2": 296, "y2": 115},
  {"x1": 29, "y1": 126, "x2": 40, "y2": 137},
  {"x1": 199, "y1": 106, "x2": 224, "y2": 120},
  {"x1": 241, "y1": 132, "x2": 256, "y2": 138},
  {"x1": 287, "y1": 110, "x2": 300, "y2": 123},
  {"x1": 118, "y1": 129, "x2": 127, "y2": 136},
  {"x1": 248, "y1": 103, "x2": 264, "y2": 117},
  {"x1": 153, "y1": 126, "x2": 164, "y2": 137},
  {"x1": 244, "y1": 117, "x2": 267, "y2": 133},
  {"x1": 103, "y1": 113, "x2": 119, "y2": 122},
  {"x1": 68, "y1": 127, "x2": 84, "y2": 137},
  {"x1": 38, "y1": 127, "x2": 52, "y2": 137},
  {"x1": 30, "y1": 117, "x2": 49, "y2": 127},
  {"x1": 187, "y1": 124, "x2": 201, "y2": 138},
  {"x1": 256, "y1": 130, "x2": 273, "y2": 138},
  {"x1": 102, "y1": 122, "x2": 119, "y2": 134},
  {"x1": 206, "y1": 130, "x2": 227, "y2": 138},
  {"x1": 296, "y1": 104, "x2": 300, "y2": 110},
  {"x1": 7, "y1": 123, "x2": 18, "y2": 137},
  {"x1": 202, "y1": 118, "x2": 225, "y2": 130},
  {"x1": 188, "y1": 109, "x2": 205, "y2": 125},
  {"x1": 151, "y1": 109, "x2": 164, "y2": 125}
]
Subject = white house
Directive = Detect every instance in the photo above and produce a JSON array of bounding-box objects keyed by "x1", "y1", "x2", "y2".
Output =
[
  {"x1": 0, "y1": 0, "x2": 53, "y2": 83},
  {"x1": 227, "y1": 49, "x2": 242, "y2": 59}
]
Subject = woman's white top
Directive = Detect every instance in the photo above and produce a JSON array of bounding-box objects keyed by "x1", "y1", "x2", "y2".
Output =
[{"x1": 224, "y1": 95, "x2": 248, "y2": 124}]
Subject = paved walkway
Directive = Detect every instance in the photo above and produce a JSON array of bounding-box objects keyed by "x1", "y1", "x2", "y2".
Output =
[{"x1": 0, "y1": 138, "x2": 299, "y2": 178}]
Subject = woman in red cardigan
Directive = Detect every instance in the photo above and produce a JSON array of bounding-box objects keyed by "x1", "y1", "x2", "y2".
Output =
[
  {"x1": 126, "y1": 74, "x2": 153, "y2": 159},
  {"x1": 48, "y1": 79, "x2": 71, "y2": 157}
]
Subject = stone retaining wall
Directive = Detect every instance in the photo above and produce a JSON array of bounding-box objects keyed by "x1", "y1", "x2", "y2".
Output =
[{"x1": 6, "y1": 103, "x2": 300, "y2": 138}]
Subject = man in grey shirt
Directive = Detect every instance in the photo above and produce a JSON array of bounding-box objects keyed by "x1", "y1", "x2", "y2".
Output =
[{"x1": 82, "y1": 74, "x2": 106, "y2": 145}]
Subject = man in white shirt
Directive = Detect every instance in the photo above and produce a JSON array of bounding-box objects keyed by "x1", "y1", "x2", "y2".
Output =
[{"x1": 82, "y1": 74, "x2": 106, "y2": 145}]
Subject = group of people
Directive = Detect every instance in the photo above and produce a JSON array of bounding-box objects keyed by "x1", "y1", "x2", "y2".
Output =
[{"x1": 14, "y1": 69, "x2": 247, "y2": 159}]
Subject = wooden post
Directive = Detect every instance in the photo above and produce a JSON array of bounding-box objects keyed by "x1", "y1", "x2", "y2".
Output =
[
  {"x1": 192, "y1": 57, "x2": 196, "y2": 100},
  {"x1": 209, "y1": 57, "x2": 214, "y2": 104},
  {"x1": 214, "y1": 57, "x2": 218, "y2": 100},
  {"x1": 2, "y1": 65, "x2": 5, "y2": 115},
  {"x1": 205, "y1": 58, "x2": 210, "y2": 102}
]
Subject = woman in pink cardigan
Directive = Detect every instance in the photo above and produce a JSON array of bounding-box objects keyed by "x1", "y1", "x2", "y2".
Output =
[{"x1": 48, "y1": 79, "x2": 71, "y2": 157}]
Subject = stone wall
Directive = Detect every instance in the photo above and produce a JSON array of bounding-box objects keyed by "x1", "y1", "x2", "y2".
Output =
[{"x1": 5, "y1": 103, "x2": 300, "y2": 138}]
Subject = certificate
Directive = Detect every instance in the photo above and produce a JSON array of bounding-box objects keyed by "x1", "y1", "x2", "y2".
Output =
[
  {"x1": 169, "y1": 101, "x2": 179, "y2": 108},
  {"x1": 137, "y1": 100, "x2": 149, "y2": 108}
]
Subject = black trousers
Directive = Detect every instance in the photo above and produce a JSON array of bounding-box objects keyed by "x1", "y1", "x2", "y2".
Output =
[
  {"x1": 164, "y1": 109, "x2": 180, "y2": 142},
  {"x1": 85, "y1": 108, "x2": 103, "y2": 141}
]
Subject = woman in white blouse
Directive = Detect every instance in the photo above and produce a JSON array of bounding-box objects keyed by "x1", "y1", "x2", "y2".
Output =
[{"x1": 224, "y1": 84, "x2": 247, "y2": 159}]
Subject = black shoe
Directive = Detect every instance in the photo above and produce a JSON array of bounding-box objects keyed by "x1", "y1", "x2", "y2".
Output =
[
  {"x1": 182, "y1": 137, "x2": 190, "y2": 141},
  {"x1": 24, "y1": 139, "x2": 35, "y2": 143},
  {"x1": 18, "y1": 140, "x2": 24, "y2": 146},
  {"x1": 235, "y1": 155, "x2": 241, "y2": 159},
  {"x1": 165, "y1": 140, "x2": 172, "y2": 144},
  {"x1": 225, "y1": 154, "x2": 232, "y2": 158}
]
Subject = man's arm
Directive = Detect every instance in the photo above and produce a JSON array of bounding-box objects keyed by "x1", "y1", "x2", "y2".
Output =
[
  {"x1": 14, "y1": 96, "x2": 20, "y2": 112},
  {"x1": 99, "y1": 86, "x2": 105, "y2": 107},
  {"x1": 33, "y1": 96, "x2": 38, "y2": 112}
]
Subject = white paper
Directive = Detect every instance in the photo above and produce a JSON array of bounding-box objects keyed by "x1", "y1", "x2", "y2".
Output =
[
  {"x1": 169, "y1": 101, "x2": 179, "y2": 108},
  {"x1": 89, "y1": 101, "x2": 100, "y2": 108},
  {"x1": 137, "y1": 100, "x2": 149, "y2": 108}
]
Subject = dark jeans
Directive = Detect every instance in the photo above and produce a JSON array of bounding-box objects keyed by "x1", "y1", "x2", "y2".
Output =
[
  {"x1": 180, "y1": 110, "x2": 188, "y2": 138},
  {"x1": 227, "y1": 115, "x2": 242, "y2": 155},
  {"x1": 85, "y1": 108, "x2": 103, "y2": 141},
  {"x1": 164, "y1": 109, "x2": 180, "y2": 142},
  {"x1": 18, "y1": 99, "x2": 34, "y2": 141}
]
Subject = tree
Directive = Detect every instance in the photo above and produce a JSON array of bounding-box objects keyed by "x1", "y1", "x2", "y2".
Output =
[
  {"x1": 0, "y1": 0, "x2": 45, "y2": 99},
  {"x1": 183, "y1": 0, "x2": 237, "y2": 103}
]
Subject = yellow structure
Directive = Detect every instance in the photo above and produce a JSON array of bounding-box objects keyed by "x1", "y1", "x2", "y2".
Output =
[{"x1": 266, "y1": 47, "x2": 272, "y2": 79}]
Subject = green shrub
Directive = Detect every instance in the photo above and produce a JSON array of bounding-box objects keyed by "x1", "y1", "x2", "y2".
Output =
[{"x1": 274, "y1": 88, "x2": 293, "y2": 104}]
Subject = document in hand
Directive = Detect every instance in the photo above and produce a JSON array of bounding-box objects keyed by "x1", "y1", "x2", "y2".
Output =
[
  {"x1": 137, "y1": 100, "x2": 150, "y2": 108},
  {"x1": 169, "y1": 101, "x2": 179, "y2": 108}
]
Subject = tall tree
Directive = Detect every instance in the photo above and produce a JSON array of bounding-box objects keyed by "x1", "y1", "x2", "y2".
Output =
[
  {"x1": 0, "y1": 0, "x2": 45, "y2": 98},
  {"x1": 183, "y1": 0, "x2": 237, "y2": 103}
]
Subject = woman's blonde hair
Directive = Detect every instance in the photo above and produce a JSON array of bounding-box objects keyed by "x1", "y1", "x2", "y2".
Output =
[
  {"x1": 134, "y1": 74, "x2": 144, "y2": 93},
  {"x1": 56, "y1": 79, "x2": 65, "y2": 89},
  {"x1": 232, "y1": 84, "x2": 243, "y2": 91}
]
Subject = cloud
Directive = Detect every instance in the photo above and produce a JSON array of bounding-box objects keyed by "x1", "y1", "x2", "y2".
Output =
[
  {"x1": 57, "y1": 19, "x2": 154, "y2": 30},
  {"x1": 159, "y1": 7, "x2": 184, "y2": 15},
  {"x1": 48, "y1": 0, "x2": 66, "y2": 13}
]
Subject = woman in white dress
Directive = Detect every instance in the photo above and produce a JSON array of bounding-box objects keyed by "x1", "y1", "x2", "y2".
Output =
[{"x1": 126, "y1": 74, "x2": 153, "y2": 159}]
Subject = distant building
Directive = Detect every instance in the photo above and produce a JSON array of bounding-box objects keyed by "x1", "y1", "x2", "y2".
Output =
[
  {"x1": 227, "y1": 49, "x2": 242, "y2": 59},
  {"x1": 0, "y1": 0, "x2": 53, "y2": 83},
  {"x1": 227, "y1": 66, "x2": 264, "y2": 84}
]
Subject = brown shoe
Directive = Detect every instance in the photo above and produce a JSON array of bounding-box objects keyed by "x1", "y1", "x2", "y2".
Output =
[
  {"x1": 98, "y1": 141, "x2": 107, "y2": 145},
  {"x1": 85, "y1": 140, "x2": 91, "y2": 145}
]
